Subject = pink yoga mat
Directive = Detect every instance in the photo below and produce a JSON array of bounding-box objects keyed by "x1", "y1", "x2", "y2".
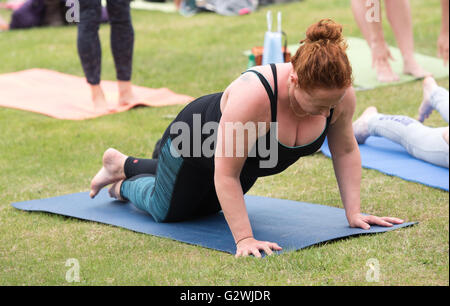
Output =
[
  {"x1": 1, "y1": 0, "x2": 25, "y2": 10},
  {"x1": 0, "y1": 69, "x2": 194, "y2": 120}
]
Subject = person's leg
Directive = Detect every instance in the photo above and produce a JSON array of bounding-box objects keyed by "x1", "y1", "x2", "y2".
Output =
[
  {"x1": 354, "y1": 107, "x2": 449, "y2": 168},
  {"x1": 0, "y1": 15, "x2": 9, "y2": 30},
  {"x1": 418, "y1": 77, "x2": 449, "y2": 123},
  {"x1": 77, "y1": 0, "x2": 109, "y2": 113},
  {"x1": 119, "y1": 138, "x2": 186, "y2": 222},
  {"x1": 174, "y1": 0, "x2": 183, "y2": 10},
  {"x1": 106, "y1": 0, "x2": 135, "y2": 106},
  {"x1": 384, "y1": 0, "x2": 430, "y2": 78},
  {"x1": 351, "y1": 0, "x2": 376, "y2": 44},
  {"x1": 351, "y1": 0, "x2": 399, "y2": 82},
  {"x1": 42, "y1": 0, "x2": 64, "y2": 27},
  {"x1": 106, "y1": 141, "x2": 261, "y2": 221}
]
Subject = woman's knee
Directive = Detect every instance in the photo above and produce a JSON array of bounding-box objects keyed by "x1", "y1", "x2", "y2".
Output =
[{"x1": 106, "y1": 0, "x2": 132, "y2": 24}]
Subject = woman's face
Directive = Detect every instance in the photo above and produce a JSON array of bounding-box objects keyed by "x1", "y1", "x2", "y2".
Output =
[{"x1": 291, "y1": 83, "x2": 347, "y2": 118}]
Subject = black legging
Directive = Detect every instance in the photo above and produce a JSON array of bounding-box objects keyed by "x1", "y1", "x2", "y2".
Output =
[{"x1": 77, "y1": 0, "x2": 134, "y2": 85}]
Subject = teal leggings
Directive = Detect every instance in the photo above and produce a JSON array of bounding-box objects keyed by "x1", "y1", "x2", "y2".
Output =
[
  {"x1": 120, "y1": 138, "x2": 258, "y2": 222},
  {"x1": 120, "y1": 138, "x2": 184, "y2": 222}
]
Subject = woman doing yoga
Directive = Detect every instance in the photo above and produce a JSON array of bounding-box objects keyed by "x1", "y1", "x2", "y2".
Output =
[
  {"x1": 89, "y1": 19, "x2": 404, "y2": 258},
  {"x1": 353, "y1": 76, "x2": 449, "y2": 169}
]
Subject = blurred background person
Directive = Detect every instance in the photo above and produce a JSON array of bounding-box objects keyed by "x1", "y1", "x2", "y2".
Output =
[
  {"x1": 77, "y1": 0, "x2": 135, "y2": 113},
  {"x1": 437, "y1": 0, "x2": 449, "y2": 65},
  {"x1": 353, "y1": 76, "x2": 449, "y2": 168},
  {"x1": 351, "y1": 0, "x2": 430, "y2": 82}
]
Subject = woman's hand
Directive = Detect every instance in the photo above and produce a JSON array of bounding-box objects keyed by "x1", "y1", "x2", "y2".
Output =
[
  {"x1": 347, "y1": 213, "x2": 404, "y2": 230},
  {"x1": 370, "y1": 41, "x2": 399, "y2": 82},
  {"x1": 235, "y1": 237, "x2": 282, "y2": 258}
]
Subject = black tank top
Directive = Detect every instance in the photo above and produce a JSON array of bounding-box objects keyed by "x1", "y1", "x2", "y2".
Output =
[{"x1": 163, "y1": 64, "x2": 334, "y2": 178}]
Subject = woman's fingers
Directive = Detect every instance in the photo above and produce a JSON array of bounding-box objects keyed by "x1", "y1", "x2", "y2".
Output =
[
  {"x1": 381, "y1": 217, "x2": 404, "y2": 224},
  {"x1": 270, "y1": 242, "x2": 283, "y2": 251},
  {"x1": 367, "y1": 215, "x2": 393, "y2": 227},
  {"x1": 235, "y1": 241, "x2": 282, "y2": 258},
  {"x1": 235, "y1": 249, "x2": 250, "y2": 258},
  {"x1": 251, "y1": 248, "x2": 262, "y2": 258},
  {"x1": 352, "y1": 217, "x2": 371, "y2": 230},
  {"x1": 261, "y1": 245, "x2": 273, "y2": 256}
]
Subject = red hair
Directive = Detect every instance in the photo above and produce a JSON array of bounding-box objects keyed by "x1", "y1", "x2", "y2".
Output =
[{"x1": 291, "y1": 19, "x2": 353, "y2": 91}]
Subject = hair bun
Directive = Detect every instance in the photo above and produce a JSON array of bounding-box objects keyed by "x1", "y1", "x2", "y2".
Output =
[{"x1": 302, "y1": 19, "x2": 343, "y2": 44}]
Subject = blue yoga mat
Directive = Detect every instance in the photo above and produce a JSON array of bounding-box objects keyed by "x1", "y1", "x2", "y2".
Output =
[
  {"x1": 321, "y1": 137, "x2": 449, "y2": 191},
  {"x1": 12, "y1": 189, "x2": 416, "y2": 255}
]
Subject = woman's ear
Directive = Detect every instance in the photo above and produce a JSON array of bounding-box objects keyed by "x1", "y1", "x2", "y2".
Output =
[{"x1": 290, "y1": 73, "x2": 299, "y2": 86}]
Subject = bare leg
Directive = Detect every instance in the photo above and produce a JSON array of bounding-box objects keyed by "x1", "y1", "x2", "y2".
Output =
[
  {"x1": 438, "y1": 0, "x2": 449, "y2": 66},
  {"x1": 351, "y1": 0, "x2": 399, "y2": 82},
  {"x1": 117, "y1": 80, "x2": 138, "y2": 106},
  {"x1": 0, "y1": 15, "x2": 9, "y2": 31},
  {"x1": 90, "y1": 84, "x2": 110, "y2": 114},
  {"x1": 174, "y1": 0, "x2": 183, "y2": 10},
  {"x1": 90, "y1": 148, "x2": 128, "y2": 198},
  {"x1": 385, "y1": 0, "x2": 430, "y2": 78},
  {"x1": 351, "y1": 0, "x2": 375, "y2": 43}
]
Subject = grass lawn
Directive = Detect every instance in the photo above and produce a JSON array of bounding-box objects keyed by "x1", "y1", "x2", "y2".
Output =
[{"x1": 0, "y1": 0, "x2": 448, "y2": 285}]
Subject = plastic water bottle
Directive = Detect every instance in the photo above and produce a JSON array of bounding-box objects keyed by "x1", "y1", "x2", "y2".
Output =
[{"x1": 262, "y1": 11, "x2": 284, "y2": 65}]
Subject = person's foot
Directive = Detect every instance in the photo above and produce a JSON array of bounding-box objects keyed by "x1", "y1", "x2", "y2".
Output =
[
  {"x1": 403, "y1": 59, "x2": 432, "y2": 79},
  {"x1": 108, "y1": 180, "x2": 126, "y2": 202},
  {"x1": 374, "y1": 59, "x2": 400, "y2": 83},
  {"x1": 90, "y1": 148, "x2": 128, "y2": 198},
  {"x1": 91, "y1": 84, "x2": 110, "y2": 114},
  {"x1": 118, "y1": 81, "x2": 138, "y2": 107},
  {"x1": 418, "y1": 76, "x2": 438, "y2": 123},
  {"x1": 353, "y1": 106, "x2": 378, "y2": 144}
]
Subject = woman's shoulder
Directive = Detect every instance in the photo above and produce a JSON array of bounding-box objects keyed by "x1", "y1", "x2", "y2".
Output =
[{"x1": 221, "y1": 70, "x2": 273, "y2": 122}]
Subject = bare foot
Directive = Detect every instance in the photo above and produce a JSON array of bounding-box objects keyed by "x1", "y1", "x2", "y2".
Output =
[
  {"x1": 374, "y1": 59, "x2": 400, "y2": 83},
  {"x1": 90, "y1": 148, "x2": 128, "y2": 198},
  {"x1": 108, "y1": 180, "x2": 126, "y2": 201},
  {"x1": 403, "y1": 59, "x2": 432, "y2": 79},
  {"x1": 353, "y1": 106, "x2": 378, "y2": 144},
  {"x1": 418, "y1": 76, "x2": 438, "y2": 123},
  {"x1": 91, "y1": 84, "x2": 110, "y2": 114},
  {"x1": 118, "y1": 80, "x2": 138, "y2": 107}
]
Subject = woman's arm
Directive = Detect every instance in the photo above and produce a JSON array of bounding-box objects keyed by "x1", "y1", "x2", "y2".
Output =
[
  {"x1": 327, "y1": 87, "x2": 404, "y2": 229},
  {"x1": 214, "y1": 73, "x2": 282, "y2": 257}
]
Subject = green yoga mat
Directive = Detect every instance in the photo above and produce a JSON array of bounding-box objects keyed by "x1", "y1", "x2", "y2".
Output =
[
  {"x1": 103, "y1": 0, "x2": 177, "y2": 13},
  {"x1": 130, "y1": 1, "x2": 177, "y2": 13},
  {"x1": 245, "y1": 37, "x2": 449, "y2": 90}
]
